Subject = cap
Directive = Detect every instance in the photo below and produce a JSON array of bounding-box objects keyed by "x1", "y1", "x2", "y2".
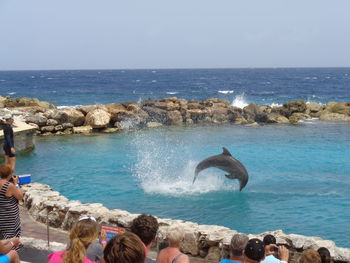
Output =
[
  {"x1": 4, "y1": 114, "x2": 13, "y2": 120},
  {"x1": 263, "y1": 234, "x2": 276, "y2": 245},
  {"x1": 245, "y1": 238, "x2": 265, "y2": 261}
]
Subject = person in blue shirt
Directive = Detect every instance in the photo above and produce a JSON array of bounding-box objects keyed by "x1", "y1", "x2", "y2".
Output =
[
  {"x1": 219, "y1": 233, "x2": 249, "y2": 263},
  {"x1": 2, "y1": 115, "x2": 16, "y2": 173}
]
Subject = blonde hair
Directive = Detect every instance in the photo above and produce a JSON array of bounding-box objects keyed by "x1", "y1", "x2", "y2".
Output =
[
  {"x1": 166, "y1": 225, "x2": 185, "y2": 246},
  {"x1": 63, "y1": 219, "x2": 99, "y2": 263}
]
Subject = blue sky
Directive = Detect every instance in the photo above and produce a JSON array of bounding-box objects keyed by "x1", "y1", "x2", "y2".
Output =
[{"x1": 0, "y1": 0, "x2": 349, "y2": 70}]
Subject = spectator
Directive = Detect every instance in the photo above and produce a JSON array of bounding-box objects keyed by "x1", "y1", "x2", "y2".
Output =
[
  {"x1": 219, "y1": 233, "x2": 248, "y2": 263},
  {"x1": 261, "y1": 234, "x2": 289, "y2": 263},
  {"x1": 48, "y1": 217, "x2": 100, "y2": 263},
  {"x1": 299, "y1": 248, "x2": 321, "y2": 263},
  {"x1": 0, "y1": 237, "x2": 21, "y2": 263},
  {"x1": 0, "y1": 165, "x2": 24, "y2": 249},
  {"x1": 2, "y1": 115, "x2": 16, "y2": 172},
  {"x1": 317, "y1": 247, "x2": 331, "y2": 263},
  {"x1": 104, "y1": 231, "x2": 145, "y2": 263},
  {"x1": 157, "y1": 225, "x2": 189, "y2": 263},
  {"x1": 130, "y1": 214, "x2": 159, "y2": 263},
  {"x1": 243, "y1": 238, "x2": 265, "y2": 263}
]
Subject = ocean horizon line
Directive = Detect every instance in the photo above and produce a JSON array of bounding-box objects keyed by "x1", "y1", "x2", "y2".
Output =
[{"x1": 1, "y1": 66, "x2": 350, "y2": 72}]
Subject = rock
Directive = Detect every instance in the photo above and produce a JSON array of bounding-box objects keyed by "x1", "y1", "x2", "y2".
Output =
[
  {"x1": 266, "y1": 113, "x2": 290, "y2": 124},
  {"x1": 205, "y1": 246, "x2": 221, "y2": 261},
  {"x1": 73, "y1": 125, "x2": 92, "y2": 134},
  {"x1": 325, "y1": 102, "x2": 350, "y2": 115},
  {"x1": 154, "y1": 101, "x2": 180, "y2": 111},
  {"x1": 142, "y1": 106, "x2": 167, "y2": 123},
  {"x1": 105, "y1": 104, "x2": 128, "y2": 123},
  {"x1": 186, "y1": 109, "x2": 206, "y2": 123},
  {"x1": 319, "y1": 112, "x2": 350, "y2": 121},
  {"x1": 55, "y1": 125, "x2": 64, "y2": 131},
  {"x1": 187, "y1": 102, "x2": 203, "y2": 110},
  {"x1": 202, "y1": 98, "x2": 230, "y2": 107},
  {"x1": 48, "y1": 108, "x2": 85, "y2": 126},
  {"x1": 206, "y1": 107, "x2": 229, "y2": 123},
  {"x1": 306, "y1": 102, "x2": 325, "y2": 117},
  {"x1": 101, "y1": 127, "x2": 119, "y2": 133},
  {"x1": 282, "y1": 100, "x2": 307, "y2": 117},
  {"x1": 85, "y1": 109, "x2": 111, "y2": 128},
  {"x1": 78, "y1": 105, "x2": 108, "y2": 115},
  {"x1": 243, "y1": 104, "x2": 264, "y2": 123},
  {"x1": 146, "y1": 122, "x2": 163, "y2": 128},
  {"x1": 24, "y1": 113, "x2": 48, "y2": 126},
  {"x1": 62, "y1": 123, "x2": 74, "y2": 129},
  {"x1": 3, "y1": 97, "x2": 55, "y2": 109},
  {"x1": 46, "y1": 119, "x2": 58, "y2": 126},
  {"x1": 40, "y1": 126, "x2": 55, "y2": 133},
  {"x1": 166, "y1": 110, "x2": 183, "y2": 125}
]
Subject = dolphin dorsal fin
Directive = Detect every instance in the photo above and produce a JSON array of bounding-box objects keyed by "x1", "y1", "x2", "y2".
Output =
[{"x1": 222, "y1": 147, "x2": 232, "y2": 156}]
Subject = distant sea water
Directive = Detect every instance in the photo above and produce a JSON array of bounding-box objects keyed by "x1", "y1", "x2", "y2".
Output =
[{"x1": 1, "y1": 68, "x2": 350, "y2": 247}]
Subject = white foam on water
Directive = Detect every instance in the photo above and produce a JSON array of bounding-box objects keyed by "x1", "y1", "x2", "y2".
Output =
[
  {"x1": 31, "y1": 76, "x2": 35, "y2": 78},
  {"x1": 230, "y1": 93, "x2": 248, "y2": 108},
  {"x1": 270, "y1": 102, "x2": 282, "y2": 107},
  {"x1": 152, "y1": 70, "x2": 157, "y2": 73},
  {"x1": 218, "y1": 90, "x2": 234, "y2": 94},
  {"x1": 47, "y1": 77, "x2": 55, "y2": 80},
  {"x1": 152, "y1": 80, "x2": 157, "y2": 83},
  {"x1": 0, "y1": 80, "x2": 6, "y2": 82},
  {"x1": 8, "y1": 92, "x2": 16, "y2": 95},
  {"x1": 136, "y1": 160, "x2": 236, "y2": 196},
  {"x1": 136, "y1": 80, "x2": 141, "y2": 82},
  {"x1": 57, "y1": 105, "x2": 82, "y2": 109},
  {"x1": 131, "y1": 131, "x2": 237, "y2": 197},
  {"x1": 166, "y1": 91, "x2": 178, "y2": 95}
]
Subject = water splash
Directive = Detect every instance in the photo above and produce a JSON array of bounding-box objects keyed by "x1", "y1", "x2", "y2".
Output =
[
  {"x1": 231, "y1": 93, "x2": 248, "y2": 108},
  {"x1": 131, "y1": 130, "x2": 237, "y2": 196}
]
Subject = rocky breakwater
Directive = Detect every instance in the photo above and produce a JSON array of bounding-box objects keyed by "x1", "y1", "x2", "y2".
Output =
[
  {"x1": 0, "y1": 96, "x2": 350, "y2": 135},
  {"x1": 22, "y1": 183, "x2": 350, "y2": 263}
]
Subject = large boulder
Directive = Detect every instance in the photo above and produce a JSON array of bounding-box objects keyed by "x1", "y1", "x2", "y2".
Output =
[
  {"x1": 319, "y1": 112, "x2": 350, "y2": 122},
  {"x1": 24, "y1": 112, "x2": 48, "y2": 126},
  {"x1": 142, "y1": 106, "x2": 167, "y2": 123},
  {"x1": 243, "y1": 104, "x2": 264, "y2": 123},
  {"x1": 306, "y1": 102, "x2": 325, "y2": 117},
  {"x1": 3, "y1": 97, "x2": 55, "y2": 109},
  {"x1": 282, "y1": 100, "x2": 307, "y2": 117},
  {"x1": 325, "y1": 102, "x2": 350, "y2": 116},
  {"x1": 77, "y1": 105, "x2": 108, "y2": 115},
  {"x1": 186, "y1": 109, "x2": 206, "y2": 123},
  {"x1": 46, "y1": 108, "x2": 85, "y2": 126},
  {"x1": 266, "y1": 113, "x2": 290, "y2": 124},
  {"x1": 206, "y1": 107, "x2": 229, "y2": 123},
  {"x1": 154, "y1": 101, "x2": 180, "y2": 111},
  {"x1": 104, "y1": 104, "x2": 128, "y2": 123},
  {"x1": 85, "y1": 109, "x2": 111, "y2": 128},
  {"x1": 166, "y1": 110, "x2": 183, "y2": 125}
]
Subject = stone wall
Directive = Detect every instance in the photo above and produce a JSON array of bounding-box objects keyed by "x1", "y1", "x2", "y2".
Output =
[
  {"x1": 21, "y1": 183, "x2": 350, "y2": 263},
  {"x1": 1, "y1": 97, "x2": 350, "y2": 136}
]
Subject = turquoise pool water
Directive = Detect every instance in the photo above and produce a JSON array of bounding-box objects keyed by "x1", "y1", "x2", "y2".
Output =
[{"x1": 17, "y1": 121, "x2": 350, "y2": 247}]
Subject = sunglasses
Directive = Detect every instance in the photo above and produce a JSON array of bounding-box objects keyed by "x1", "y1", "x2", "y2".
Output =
[{"x1": 78, "y1": 216, "x2": 97, "y2": 222}]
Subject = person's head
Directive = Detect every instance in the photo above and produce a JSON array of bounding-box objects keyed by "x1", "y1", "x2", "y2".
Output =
[
  {"x1": 0, "y1": 164, "x2": 13, "y2": 179},
  {"x1": 229, "y1": 233, "x2": 249, "y2": 257},
  {"x1": 130, "y1": 214, "x2": 159, "y2": 246},
  {"x1": 299, "y1": 248, "x2": 321, "y2": 263},
  {"x1": 166, "y1": 224, "x2": 185, "y2": 247},
  {"x1": 63, "y1": 217, "x2": 99, "y2": 263},
  {"x1": 317, "y1": 247, "x2": 331, "y2": 263},
  {"x1": 243, "y1": 238, "x2": 265, "y2": 262},
  {"x1": 5, "y1": 115, "x2": 14, "y2": 124},
  {"x1": 104, "y1": 231, "x2": 145, "y2": 263},
  {"x1": 263, "y1": 234, "x2": 276, "y2": 246}
]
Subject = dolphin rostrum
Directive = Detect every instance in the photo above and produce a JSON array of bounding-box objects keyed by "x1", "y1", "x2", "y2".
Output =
[{"x1": 193, "y1": 147, "x2": 249, "y2": 191}]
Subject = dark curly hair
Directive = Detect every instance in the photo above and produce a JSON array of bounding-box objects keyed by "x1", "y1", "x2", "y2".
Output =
[
  {"x1": 130, "y1": 214, "x2": 159, "y2": 246},
  {"x1": 104, "y1": 232, "x2": 145, "y2": 263}
]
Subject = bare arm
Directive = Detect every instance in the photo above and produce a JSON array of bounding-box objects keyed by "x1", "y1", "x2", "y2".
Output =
[
  {"x1": 7, "y1": 181, "x2": 24, "y2": 200},
  {"x1": 0, "y1": 238, "x2": 21, "y2": 254}
]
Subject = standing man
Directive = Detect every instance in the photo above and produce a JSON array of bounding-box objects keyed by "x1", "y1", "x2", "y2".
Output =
[{"x1": 3, "y1": 115, "x2": 16, "y2": 172}]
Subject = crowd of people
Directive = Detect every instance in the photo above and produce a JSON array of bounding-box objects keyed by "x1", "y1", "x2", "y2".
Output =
[{"x1": 0, "y1": 115, "x2": 336, "y2": 262}]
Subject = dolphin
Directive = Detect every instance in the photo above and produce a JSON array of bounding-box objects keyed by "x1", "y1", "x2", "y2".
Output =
[{"x1": 193, "y1": 147, "x2": 249, "y2": 191}]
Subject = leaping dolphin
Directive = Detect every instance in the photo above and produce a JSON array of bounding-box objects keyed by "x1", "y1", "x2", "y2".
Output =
[{"x1": 193, "y1": 147, "x2": 249, "y2": 191}]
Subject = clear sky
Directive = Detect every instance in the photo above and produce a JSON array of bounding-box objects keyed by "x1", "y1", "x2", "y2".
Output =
[{"x1": 1, "y1": 0, "x2": 350, "y2": 70}]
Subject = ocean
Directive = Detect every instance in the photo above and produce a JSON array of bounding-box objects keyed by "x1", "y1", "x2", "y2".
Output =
[{"x1": 1, "y1": 68, "x2": 350, "y2": 247}]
